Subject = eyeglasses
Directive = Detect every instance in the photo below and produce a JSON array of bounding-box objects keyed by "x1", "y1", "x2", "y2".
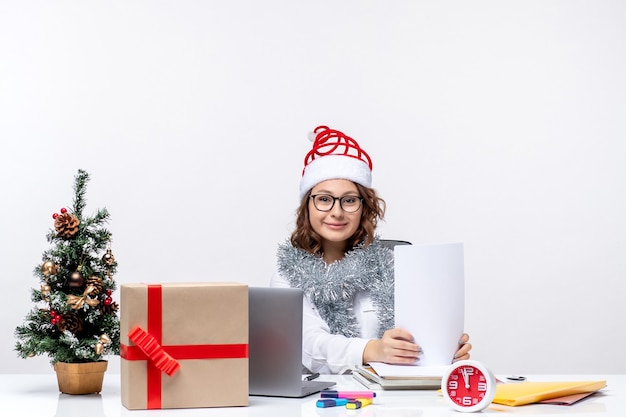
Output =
[{"x1": 309, "y1": 194, "x2": 363, "y2": 213}]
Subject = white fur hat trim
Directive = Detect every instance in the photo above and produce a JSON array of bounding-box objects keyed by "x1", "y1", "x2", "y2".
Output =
[{"x1": 299, "y1": 154, "x2": 372, "y2": 201}]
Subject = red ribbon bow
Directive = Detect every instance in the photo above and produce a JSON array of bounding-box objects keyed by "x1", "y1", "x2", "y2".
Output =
[{"x1": 127, "y1": 326, "x2": 180, "y2": 376}]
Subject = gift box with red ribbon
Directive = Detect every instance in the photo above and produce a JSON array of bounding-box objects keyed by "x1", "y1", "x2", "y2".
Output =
[{"x1": 120, "y1": 282, "x2": 249, "y2": 409}]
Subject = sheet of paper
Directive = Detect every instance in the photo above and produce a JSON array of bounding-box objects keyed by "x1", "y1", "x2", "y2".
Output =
[{"x1": 393, "y1": 243, "x2": 465, "y2": 367}]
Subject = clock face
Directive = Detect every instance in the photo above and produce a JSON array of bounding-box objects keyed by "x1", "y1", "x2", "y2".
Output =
[{"x1": 443, "y1": 361, "x2": 496, "y2": 412}]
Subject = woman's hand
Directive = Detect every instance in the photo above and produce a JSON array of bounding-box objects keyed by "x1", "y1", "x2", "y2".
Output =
[
  {"x1": 453, "y1": 333, "x2": 472, "y2": 362},
  {"x1": 363, "y1": 328, "x2": 421, "y2": 365}
]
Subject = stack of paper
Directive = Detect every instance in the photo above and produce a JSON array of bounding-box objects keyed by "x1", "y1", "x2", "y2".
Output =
[{"x1": 352, "y1": 363, "x2": 444, "y2": 390}]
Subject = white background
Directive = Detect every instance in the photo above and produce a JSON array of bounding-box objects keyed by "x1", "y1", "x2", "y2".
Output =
[{"x1": 1, "y1": 1, "x2": 624, "y2": 375}]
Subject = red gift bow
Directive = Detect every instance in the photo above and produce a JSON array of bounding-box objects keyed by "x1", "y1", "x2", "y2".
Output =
[
  {"x1": 127, "y1": 326, "x2": 180, "y2": 376},
  {"x1": 120, "y1": 284, "x2": 248, "y2": 409}
]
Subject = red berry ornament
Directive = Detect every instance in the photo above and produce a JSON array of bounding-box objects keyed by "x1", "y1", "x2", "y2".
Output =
[
  {"x1": 104, "y1": 297, "x2": 113, "y2": 306},
  {"x1": 60, "y1": 208, "x2": 67, "y2": 214},
  {"x1": 52, "y1": 213, "x2": 58, "y2": 219}
]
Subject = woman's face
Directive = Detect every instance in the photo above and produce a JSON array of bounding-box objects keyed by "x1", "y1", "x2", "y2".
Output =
[{"x1": 308, "y1": 179, "x2": 362, "y2": 247}]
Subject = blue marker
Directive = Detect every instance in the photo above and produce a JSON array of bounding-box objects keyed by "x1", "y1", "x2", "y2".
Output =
[{"x1": 316, "y1": 398, "x2": 349, "y2": 408}]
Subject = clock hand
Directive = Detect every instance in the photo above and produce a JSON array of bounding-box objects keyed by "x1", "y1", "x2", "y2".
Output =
[{"x1": 461, "y1": 368, "x2": 470, "y2": 389}]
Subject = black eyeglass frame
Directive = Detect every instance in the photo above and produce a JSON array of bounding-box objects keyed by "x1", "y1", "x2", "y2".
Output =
[{"x1": 309, "y1": 194, "x2": 364, "y2": 213}]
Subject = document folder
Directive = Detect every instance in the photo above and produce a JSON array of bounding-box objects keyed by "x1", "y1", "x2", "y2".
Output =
[{"x1": 492, "y1": 380, "x2": 606, "y2": 406}]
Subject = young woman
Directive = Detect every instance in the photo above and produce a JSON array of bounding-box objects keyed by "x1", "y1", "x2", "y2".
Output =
[{"x1": 271, "y1": 125, "x2": 471, "y2": 375}]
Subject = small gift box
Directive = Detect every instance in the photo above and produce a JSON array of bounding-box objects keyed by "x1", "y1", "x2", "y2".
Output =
[{"x1": 120, "y1": 282, "x2": 248, "y2": 409}]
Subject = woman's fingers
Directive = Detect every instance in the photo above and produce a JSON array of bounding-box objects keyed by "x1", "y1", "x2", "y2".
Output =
[
  {"x1": 379, "y1": 330, "x2": 474, "y2": 364},
  {"x1": 453, "y1": 333, "x2": 472, "y2": 362},
  {"x1": 381, "y1": 328, "x2": 421, "y2": 363}
]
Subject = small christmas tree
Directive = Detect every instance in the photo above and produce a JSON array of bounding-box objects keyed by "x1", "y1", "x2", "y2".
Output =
[{"x1": 15, "y1": 169, "x2": 120, "y2": 364}]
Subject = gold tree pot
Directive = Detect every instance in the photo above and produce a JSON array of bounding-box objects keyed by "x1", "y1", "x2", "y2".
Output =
[{"x1": 53, "y1": 361, "x2": 108, "y2": 395}]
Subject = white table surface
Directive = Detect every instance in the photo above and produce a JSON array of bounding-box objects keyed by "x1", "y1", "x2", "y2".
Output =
[{"x1": 0, "y1": 373, "x2": 623, "y2": 417}]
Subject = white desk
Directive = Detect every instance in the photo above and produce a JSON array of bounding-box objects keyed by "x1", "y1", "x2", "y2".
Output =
[{"x1": 0, "y1": 373, "x2": 623, "y2": 417}]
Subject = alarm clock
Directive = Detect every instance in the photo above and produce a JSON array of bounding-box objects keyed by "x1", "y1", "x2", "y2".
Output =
[{"x1": 441, "y1": 360, "x2": 497, "y2": 412}]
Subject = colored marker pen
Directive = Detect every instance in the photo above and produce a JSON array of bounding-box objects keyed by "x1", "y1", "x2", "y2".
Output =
[
  {"x1": 320, "y1": 390, "x2": 377, "y2": 399},
  {"x1": 346, "y1": 398, "x2": 373, "y2": 409},
  {"x1": 316, "y1": 398, "x2": 349, "y2": 408}
]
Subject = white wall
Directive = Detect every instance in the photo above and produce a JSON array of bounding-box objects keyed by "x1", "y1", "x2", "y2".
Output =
[{"x1": 2, "y1": 1, "x2": 625, "y2": 375}]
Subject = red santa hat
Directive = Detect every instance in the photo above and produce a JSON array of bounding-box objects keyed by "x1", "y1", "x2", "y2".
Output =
[{"x1": 299, "y1": 125, "x2": 373, "y2": 200}]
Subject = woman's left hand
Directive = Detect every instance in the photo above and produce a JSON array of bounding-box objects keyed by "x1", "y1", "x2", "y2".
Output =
[{"x1": 453, "y1": 333, "x2": 472, "y2": 362}]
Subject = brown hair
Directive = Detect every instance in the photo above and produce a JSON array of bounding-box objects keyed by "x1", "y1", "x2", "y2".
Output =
[{"x1": 290, "y1": 183, "x2": 386, "y2": 255}]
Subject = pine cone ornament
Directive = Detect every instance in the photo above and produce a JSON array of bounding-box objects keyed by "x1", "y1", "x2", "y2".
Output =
[
  {"x1": 57, "y1": 312, "x2": 83, "y2": 334},
  {"x1": 85, "y1": 276, "x2": 103, "y2": 295},
  {"x1": 54, "y1": 213, "x2": 80, "y2": 238}
]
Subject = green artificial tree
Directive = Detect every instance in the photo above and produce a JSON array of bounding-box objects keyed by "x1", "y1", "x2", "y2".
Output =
[{"x1": 15, "y1": 169, "x2": 120, "y2": 365}]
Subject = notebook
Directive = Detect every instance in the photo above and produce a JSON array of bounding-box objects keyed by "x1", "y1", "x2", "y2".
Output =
[
  {"x1": 353, "y1": 364, "x2": 442, "y2": 390},
  {"x1": 248, "y1": 287, "x2": 335, "y2": 397}
]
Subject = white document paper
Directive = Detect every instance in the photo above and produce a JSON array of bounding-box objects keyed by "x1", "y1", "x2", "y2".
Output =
[{"x1": 393, "y1": 243, "x2": 465, "y2": 368}]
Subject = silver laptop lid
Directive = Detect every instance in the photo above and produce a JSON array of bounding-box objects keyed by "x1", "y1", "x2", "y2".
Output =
[
  {"x1": 248, "y1": 287, "x2": 334, "y2": 397},
  {"x1": 249, "y1": 287, "x2": 304, "y2": 396}
]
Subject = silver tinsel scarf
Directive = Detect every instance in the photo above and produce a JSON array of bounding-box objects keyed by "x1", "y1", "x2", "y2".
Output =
[{"x1": 276, "y1": 237, "x2": 395, "y2": 338}]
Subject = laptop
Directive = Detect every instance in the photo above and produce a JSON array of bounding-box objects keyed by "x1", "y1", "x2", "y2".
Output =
[{"x1": 248, "y1": 287, "x2": 335, "y2": 397}]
